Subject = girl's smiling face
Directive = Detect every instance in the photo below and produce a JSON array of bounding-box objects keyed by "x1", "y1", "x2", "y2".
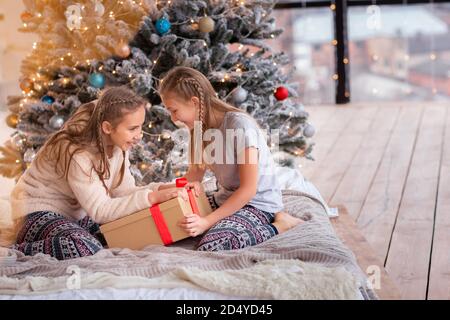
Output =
[
  {"x1": 102, "y1": 105, "x2": 145, "y2": 151},
  {"x1": 160, "y1": 94, "x2": 198, "y2": 129}
]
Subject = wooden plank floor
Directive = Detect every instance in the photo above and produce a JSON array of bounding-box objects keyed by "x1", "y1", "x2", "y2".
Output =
[
  {"x1": 300, "y1": 102, "x2": 450, "y2": 300},
  {"x1": 331, "y1": 206, "x2": 401, "y2": 300}
]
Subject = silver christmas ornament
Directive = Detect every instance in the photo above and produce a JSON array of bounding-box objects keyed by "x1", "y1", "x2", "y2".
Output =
[
  {"x1": 303, "y1": 124, "x2": 315, "y2": 138},
  {"x1": 49, "y1": 115, "x2": 65, "y2": 130},
  {"x1": 232, "y1": 86, "x2": 248, "y2": 104},
  {"x1": 11, "y1": 132, "x2": 26, "y2": 150},
  {"x1": 171, "y1": 128, "x2": 190, "y2": 145},
  {"x1": 150, "y1": 33, "x2": 160, "y2": 45},
  {"x1": 24, "y1": 148, "x2": 37, "y2": 163}
]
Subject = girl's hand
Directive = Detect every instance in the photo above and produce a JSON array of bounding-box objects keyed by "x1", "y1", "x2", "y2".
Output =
[
  {"x1": 184, "y1": 181, "x2": 203, "y2": 197},
  {"x1": 148, "y1": 187, "x2": 188, "y2": 205},
  {"x1": 178, "y1": 214, "x2": 211, "y2": 237}
]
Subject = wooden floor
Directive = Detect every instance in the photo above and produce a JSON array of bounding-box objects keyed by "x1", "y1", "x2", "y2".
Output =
[
  {"x1": 331, "y1": 206, "x2": 401, "y2": 300},
  {"x1": 298, "y1": 102, "x2": 450, "y2": 300}
]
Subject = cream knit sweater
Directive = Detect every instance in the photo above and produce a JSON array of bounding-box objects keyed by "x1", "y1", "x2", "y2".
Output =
[{"x1": 10, "y1": 146, "x2": 161, "y2": 225}]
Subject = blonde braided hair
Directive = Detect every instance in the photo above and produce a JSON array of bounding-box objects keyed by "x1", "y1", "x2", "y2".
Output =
[{"x1": 159, "y1": 67, "x2": 245, "y2": 167}]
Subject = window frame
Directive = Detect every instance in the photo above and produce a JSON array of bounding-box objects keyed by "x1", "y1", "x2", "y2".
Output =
[{"x1": 274, "y1": 0, "x2": 450, "y2": 104}]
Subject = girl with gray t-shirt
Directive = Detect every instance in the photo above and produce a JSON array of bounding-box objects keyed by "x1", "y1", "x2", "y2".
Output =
[{"x1": 159, "y1": 67, "x2": 303, "y2": 251}]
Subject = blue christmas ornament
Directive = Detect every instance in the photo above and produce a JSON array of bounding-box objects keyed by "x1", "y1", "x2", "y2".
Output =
[
  {"x1": 155, "y1": 18, "x2": 171, "y2": 35},
  {"x1": 88, "y1": 73, "x2": 105, "y2": 88},
  {"x1": 41, "y1": 95, "x2": 55, "y2": 105}
]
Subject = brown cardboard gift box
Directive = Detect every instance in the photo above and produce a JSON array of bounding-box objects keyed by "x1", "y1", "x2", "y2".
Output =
[{"x1": 100, "y1": 190, "x2": 213, "y2": 250}]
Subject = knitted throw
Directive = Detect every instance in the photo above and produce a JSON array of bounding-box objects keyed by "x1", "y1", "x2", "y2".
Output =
[{"x1": 0, "y1": 190, "x2": 377, "y2": 299}]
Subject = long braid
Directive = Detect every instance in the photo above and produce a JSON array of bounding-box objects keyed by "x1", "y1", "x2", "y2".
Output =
[
  {"x1": 94, "y1": 101, "x2": 110, "y2": 192},
  {"x1": 178, "y1": 77, "x2": 207, "y2": 166}
]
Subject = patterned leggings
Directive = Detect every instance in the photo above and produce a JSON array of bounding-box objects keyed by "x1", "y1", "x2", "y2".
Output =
[
  {"x1": 12, "y1": 211, "x2": 105, "y2": 260},
  {"x1": 196, "y1": 195, "x2": 278, "y2": 251}
]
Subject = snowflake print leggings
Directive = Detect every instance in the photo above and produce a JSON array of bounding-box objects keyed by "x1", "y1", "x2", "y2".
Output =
[
  {"x1": 196, "y1": 194, "x2": 279, "y2": 251},
  {"x1": 12, "y1": 211, "x2": 105, "y2": 260}
]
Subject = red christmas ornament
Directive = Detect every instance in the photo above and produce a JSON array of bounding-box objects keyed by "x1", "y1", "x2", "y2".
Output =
[{"x1": 274, "y1": 86, "x2": 289, "y2": 101}]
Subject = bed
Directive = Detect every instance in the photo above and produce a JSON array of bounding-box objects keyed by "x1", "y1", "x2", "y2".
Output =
[{"x1": 0, "y1": 168, "x2": 377, "y2": 300}]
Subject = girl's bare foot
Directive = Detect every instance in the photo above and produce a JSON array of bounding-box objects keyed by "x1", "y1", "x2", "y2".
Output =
[{"x1": 272, "y1": 211, "x2": 304, "y2": 234}]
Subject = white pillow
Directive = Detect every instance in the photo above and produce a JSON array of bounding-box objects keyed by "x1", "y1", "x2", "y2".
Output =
[{"x1": 275, "y1": 166, "x2": 338, "y2": 218}]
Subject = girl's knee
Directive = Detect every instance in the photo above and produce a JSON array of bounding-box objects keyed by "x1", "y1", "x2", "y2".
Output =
[
  {"x1": 54, "y1": 234, "x2": 103, "y2": 260},
  {"x1": 196, "y1": 232, "x2": 240, "y2": 251}
]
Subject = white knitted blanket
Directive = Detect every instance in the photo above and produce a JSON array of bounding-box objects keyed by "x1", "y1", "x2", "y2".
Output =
[{"x1": 0, "y1": 191, "x2": 377, "y2": 300}]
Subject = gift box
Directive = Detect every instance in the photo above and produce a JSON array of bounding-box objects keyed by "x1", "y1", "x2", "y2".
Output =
[{"x1": 100, "y1": 178, "x2": 213, "y2": 250}]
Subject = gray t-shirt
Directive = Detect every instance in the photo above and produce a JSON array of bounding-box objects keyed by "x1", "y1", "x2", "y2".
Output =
[{"x1": 205, "y1": 112, "x2": 284, "y2": 213}]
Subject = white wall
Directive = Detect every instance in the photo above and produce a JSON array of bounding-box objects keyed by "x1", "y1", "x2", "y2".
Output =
[{"x1": 0, "y1": 1, "x2": 37, "y2": 197}]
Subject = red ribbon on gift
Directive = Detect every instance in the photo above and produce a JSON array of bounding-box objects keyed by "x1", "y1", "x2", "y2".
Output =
[
  {"x1": 150, "y1": 178, "x2": 200, "y2": 245},
  {"x1": 149, "y1": 205, "x2": 172, "y2": 245},
  {"x1": 175, "y1": 178, "x2": 200, "y2": 215}
]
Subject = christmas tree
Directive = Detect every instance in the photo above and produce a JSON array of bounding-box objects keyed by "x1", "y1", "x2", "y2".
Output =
[{"x1": 1, "y1": 0, "x2": 315, "y2": 186}]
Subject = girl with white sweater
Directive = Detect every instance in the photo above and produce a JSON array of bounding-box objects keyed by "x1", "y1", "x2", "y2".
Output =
[{"x1": 10, "y1": 87, "x2": 189, "y2": 260}]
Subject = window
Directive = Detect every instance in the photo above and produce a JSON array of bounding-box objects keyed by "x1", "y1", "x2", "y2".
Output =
[
  {"x1": 270, "y1": 7, "x2": 335, "y2": 105},
  {"x1": 274, "y1": 1, "x2": 450, "y2": 103},
  {"x1": 348, "y1": 3, "x2": 450, "y2": 101}
]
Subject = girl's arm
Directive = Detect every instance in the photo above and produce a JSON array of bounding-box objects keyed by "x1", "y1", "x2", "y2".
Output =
[
  {"x1": 111, "y1": 152, "x2": 162, "y2": 197},
  {"x1": 68, "y1": 154, "x2": 186, "y2": 224},
  {"x1": 179, "y1": 147, "x2": 258, "y2": 236}
]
